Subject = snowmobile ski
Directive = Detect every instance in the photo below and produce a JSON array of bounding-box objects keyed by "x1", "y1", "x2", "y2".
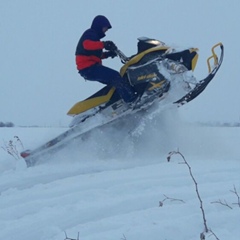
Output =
[{"x1": 174, "y1": 43, "x2": 224, "y2": 106}]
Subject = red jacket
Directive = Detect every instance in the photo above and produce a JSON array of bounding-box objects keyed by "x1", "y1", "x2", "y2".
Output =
[
  {"x1": 75, "y1": 40, "x2": 105, "y2": 70},
  {"x1": 75, "y1": 15, "x2": 112, "y2": 70}
]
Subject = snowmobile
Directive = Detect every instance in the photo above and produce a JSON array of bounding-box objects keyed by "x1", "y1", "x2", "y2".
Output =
[{"x1": 20, "y1": 37, "x2": 224, "y2": 167}]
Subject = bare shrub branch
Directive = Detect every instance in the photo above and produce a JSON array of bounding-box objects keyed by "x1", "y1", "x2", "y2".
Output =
[
  {"x1": 121, "y1": 234, "x2": 127, "y2": 240},
  {"x1": 1, "y1": 136, "x2": 24, "y2": 160},
  {"x1": 211, "y1": 185, "x2": 240, "y2": 209},
  {"x1": 14, "y1": 135, "x2": 24, "y2": 149},
  {"x1": 211, "y1": 199, "x2": 233, "y2": 209},
  {"x1": 159, "y1": 194, "x2": 185, "y2": 207},
  {"x1": 167, "y1": 150, "x2": 209, "y2": 234},
  {"x1": 209, "y1": 229, "x2": 220, "y2": 240},
  {"x1": 64, "y1": 231, "x2": 79, "y2": 240},
  {"x1": 230, "y1": 185, "x2": 240, "y2": 207},
  {"x1": 200, "y1": 232, "x2": 205, "y2": 240}
]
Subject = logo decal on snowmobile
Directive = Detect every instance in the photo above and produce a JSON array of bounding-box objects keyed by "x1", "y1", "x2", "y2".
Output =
[
  {"x1": 148, "y1": 80, "x2": 166, "y2": 91},
  {"x1": 137, "y1": 73, "x2": 157, "y2": 81}
]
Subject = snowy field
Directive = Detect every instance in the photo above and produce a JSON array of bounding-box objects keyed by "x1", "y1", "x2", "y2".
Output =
[{"x1": 0, "y1": 109, "x2": 240, "y2": 240}]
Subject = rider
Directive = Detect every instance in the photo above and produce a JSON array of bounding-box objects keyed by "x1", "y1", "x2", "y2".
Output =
[{"x1": 75, "y1": 15, "x2": 138, "y2": 103}]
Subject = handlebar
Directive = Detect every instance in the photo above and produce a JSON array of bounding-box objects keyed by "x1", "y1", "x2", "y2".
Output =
[{"x1": 114, "y1": 49, "x2": 130, "y2": 64}]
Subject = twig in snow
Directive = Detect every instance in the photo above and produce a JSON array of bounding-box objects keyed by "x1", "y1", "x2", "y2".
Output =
[
  {"x1": 14, "y1": 135, "x2": 24, "y2": 149},
  {"x1": 211, "y1": 185, "x2": 240, "y2": 209},
  {"x1": 1, "y1": 136, "x2": 24, "y2": 160},
  {"x1": 200, "y1": 232, "x2": 205, "y2": 240},
  {"x1": 159, "y1": 194, "x2": 185, "y2": 207},
  {"x1": 167, "y1": 150, "x2": 209, "y2": 234},
  {"x1": 121, "y1": 234, "x2": 127, "y2": 240},
  {"x1": 211, "y1": 199, "x2": 233, "y2": 209},
  {"x1": 1, "y1": 140, "x2": 19, "y2": 160},
  {"x1": 230, "y1": 185, "x2": 240, "y2": 207},
  {"x1": 209, "y1": 229, "x2": 220, "y2": 240},
  {"x1": 64, "y1": 231, "x2": 79, "y2": 240},
  {"x1": 201, "y1": 229, "x2": 220, "y2": 240}
]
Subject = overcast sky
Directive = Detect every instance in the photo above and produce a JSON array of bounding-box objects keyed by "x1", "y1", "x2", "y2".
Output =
[{"x1": 1, "y1": 0, "x2": 239, "y2": 126}]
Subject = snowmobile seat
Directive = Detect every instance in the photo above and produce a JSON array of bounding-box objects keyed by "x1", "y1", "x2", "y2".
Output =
[{"x1": 67, "y1": 86, "x2": 116, "y2": 116}]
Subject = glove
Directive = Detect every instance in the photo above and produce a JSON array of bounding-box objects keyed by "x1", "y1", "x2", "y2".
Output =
[
  {"x1": 104, "y1": 51, "x2": 117, "y2": 59},
  {"x1": 103, "y1": 41, "x2": 117, "y2": 51}
]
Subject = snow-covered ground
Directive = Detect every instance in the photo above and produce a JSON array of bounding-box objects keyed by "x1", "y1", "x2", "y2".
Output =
[{"x1": 0, "y1": 108, "x2": 239, "y2": 240}]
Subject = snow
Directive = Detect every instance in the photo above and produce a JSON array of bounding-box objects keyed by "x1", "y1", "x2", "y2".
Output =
[{"x1": 0, "y1": 108, "x2": 239, "y2": 240}]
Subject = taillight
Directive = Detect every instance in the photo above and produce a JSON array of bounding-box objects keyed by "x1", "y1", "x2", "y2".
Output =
[{"x1": 20, "y1": 150, "x2": 31, "y2": 158}]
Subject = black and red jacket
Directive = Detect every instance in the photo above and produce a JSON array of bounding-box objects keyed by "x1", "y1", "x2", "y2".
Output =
[{"x1": 75, "y1": 15, "x2": 112, "y2": 70}]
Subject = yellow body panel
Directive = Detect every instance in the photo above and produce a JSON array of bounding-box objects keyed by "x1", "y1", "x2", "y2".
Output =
[
  {"x1": 67, "y1": 87, "x2": 115, "y2": 116},
  {"x1": 191, "y1": 54, "x2": 199, "y2": 71},
  {"x1": 189, "y1": 48, "x2": 199, "y2": 71},
  {"x1": 120, "y1": 46, "x2": 170, "y2": 77}
]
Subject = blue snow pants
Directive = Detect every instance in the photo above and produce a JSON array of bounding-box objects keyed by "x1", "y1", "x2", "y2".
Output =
[{"x1": 79, "y1": 64, "x2": 137, "y2": 103}]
